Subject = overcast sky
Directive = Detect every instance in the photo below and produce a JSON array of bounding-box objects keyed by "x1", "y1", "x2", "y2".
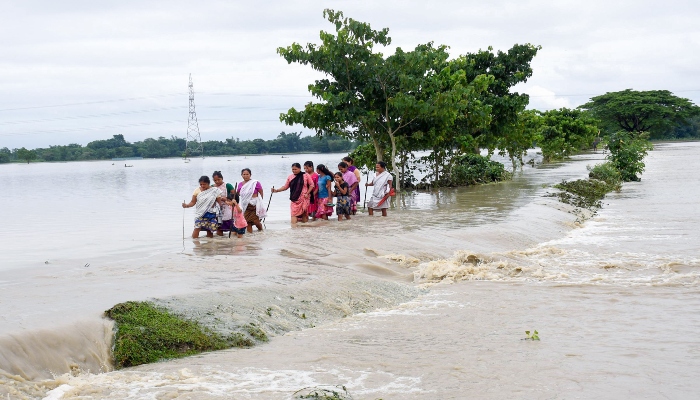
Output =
[{"x1": 1, "y1": 0, "x2": 699, "y2": 149}]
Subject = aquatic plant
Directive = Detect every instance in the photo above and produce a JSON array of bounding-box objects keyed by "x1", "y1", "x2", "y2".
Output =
[
  {"x1": 105, "y1": 301, "x2": 253, "y2": 369},
  {"x1": 524, "y1": 330, "x2": 540, "y2": 341}
]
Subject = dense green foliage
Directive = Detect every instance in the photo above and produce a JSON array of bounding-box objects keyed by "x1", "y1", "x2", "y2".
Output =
[
  {"x1": 587, "y1": 162, "x2": 622, "y2": 190},
  {"x1": 552, "y1": 179, "x2": 615, "y2": 209},
  {"x1": 606, "y1": 131, "x2": 654, "y2": 181},
  {"x1": 550, "y1": 138, "x2": 648, "y2": 211},
  {"x1": 580, "y1": 89, "x2": 700, "y2": 139},
  {"x1": 668, "y1": 115, "x2": 700, "y2": 139},
  {"x1": 445, "y1": 154, "x2": 511, "y2": 186},
  {"x1": 0, "y1": 132, "x2": 357, "y2": 163},
  {"x1": 105, "y1": 301, "x2": 255, "y2": 369},
  {"x1": 15, "y1": 147, "x2": 37, "y2": 163},
  {"x1": 536, "y1": 108, "x2": 600, "y2": 161},
  {"x1": 278, "y1": 9, "x2": 539, "y2": 190}
]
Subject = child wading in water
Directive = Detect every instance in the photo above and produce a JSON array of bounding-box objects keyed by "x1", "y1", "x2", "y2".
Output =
[
  {"x1": 226, "y1": 193, "x2": 247, "y2": 238},
  {"x1": 333, "y1": 172, "x2": 352, "y2": 221}
]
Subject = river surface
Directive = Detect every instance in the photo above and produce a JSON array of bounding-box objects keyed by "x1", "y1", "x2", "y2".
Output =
[{"x1": 0, "y1": 143, "x2": 699, "y2": 399}]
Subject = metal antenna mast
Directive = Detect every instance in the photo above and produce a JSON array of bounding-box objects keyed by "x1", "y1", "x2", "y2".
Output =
[{"x1": 184, "y1": 73, "x2": 203, "y2": 159}]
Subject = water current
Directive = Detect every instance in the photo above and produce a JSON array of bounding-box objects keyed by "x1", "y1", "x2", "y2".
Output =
[{"x1": 1, "y1": 143, "x2": 699, "y2": 399}]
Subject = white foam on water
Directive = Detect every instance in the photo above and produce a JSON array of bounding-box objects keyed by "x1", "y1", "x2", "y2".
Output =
[{"x1": 40, "y1": 366, "x2": 424, "y2": 399}]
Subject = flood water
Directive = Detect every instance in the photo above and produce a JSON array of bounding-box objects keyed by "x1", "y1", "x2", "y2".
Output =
[{"x1": 1, "y1": 143, "x2": 699, "y2": 399}]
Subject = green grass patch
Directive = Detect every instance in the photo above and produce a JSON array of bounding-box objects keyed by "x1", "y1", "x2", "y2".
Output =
[{"x1": 105, "y1": 301, "x2": 253, "y2": 369}]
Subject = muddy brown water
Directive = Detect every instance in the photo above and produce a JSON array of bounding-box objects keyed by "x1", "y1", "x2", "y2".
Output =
[{"x1": 1, "y1": 144, "x2": 699, "y2": 399}]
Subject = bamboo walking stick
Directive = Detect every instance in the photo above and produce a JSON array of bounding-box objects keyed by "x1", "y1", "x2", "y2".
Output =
[
  {"x1": 362, "y1": 170, "x2": 370, "y2": 210},
  {"x1": 229, "y1": 181, "x2": 237, "y2": 238}
]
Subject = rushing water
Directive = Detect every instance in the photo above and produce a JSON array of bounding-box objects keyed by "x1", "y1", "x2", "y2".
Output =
[{"x1": 1, "y1": 143, "x2": 699, "y2": 399}]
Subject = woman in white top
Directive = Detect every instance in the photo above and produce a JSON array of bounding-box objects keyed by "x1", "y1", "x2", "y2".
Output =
[
  {"x1": 182, "y1": 175, "x2": 224, "y2": 238},
  {"x1": 365, "y1": 161, "x2": 393, "y2": 217}
]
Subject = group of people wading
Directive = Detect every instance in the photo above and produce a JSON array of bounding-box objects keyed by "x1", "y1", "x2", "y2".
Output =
[{"x1": 182, "y1": 157, "x2": 393, "y2": 238}]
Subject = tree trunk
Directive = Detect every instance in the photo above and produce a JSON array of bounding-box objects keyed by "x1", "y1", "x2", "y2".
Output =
[
  {"x1": 388, "y1": 129, "x2": 400, "y2": 192},
  {"x1": 371, "y1": 136, "x2": 384, "y2": 162}
]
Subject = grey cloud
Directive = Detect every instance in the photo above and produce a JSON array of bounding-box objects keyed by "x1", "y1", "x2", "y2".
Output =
[{"x1": 1, "y1": 0, "x2": 699, "y2": 149}]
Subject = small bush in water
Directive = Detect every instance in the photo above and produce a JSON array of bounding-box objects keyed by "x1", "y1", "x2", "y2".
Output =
[
  {"x1": 105, "y1": 301, "x2": 252, "y2": 368},
  {"x1": 606, "y1": 131, "x2": 653, "y2": 181},
  {"x1": 552, "y1": 179, "x2": 613, "y2": 209},
  {"x1": 449, "y1": 154, "x2": 512, "y2": 186},
  {"x1": 587, "y1": 162, "x2": 622, "y2": 190}
]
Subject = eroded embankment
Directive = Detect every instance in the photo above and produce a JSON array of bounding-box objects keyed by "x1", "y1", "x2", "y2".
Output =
[
  {"x1": 1, "y1": 278, "x2": 421, "y2": 398},
  {"x1": 109, "y1": 278, "x2": 422, "y2": 369}
]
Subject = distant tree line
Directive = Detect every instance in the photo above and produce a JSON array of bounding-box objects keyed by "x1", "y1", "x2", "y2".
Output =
[{"x1": 0, "y1": 132, "x2": 358, "y2": 163}]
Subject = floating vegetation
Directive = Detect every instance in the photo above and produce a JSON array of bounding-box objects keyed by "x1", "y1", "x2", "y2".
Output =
[
  {"x1": 104, "y1": 301, "x2": 252, "y2": 369},
  {"x1": 523, "y1": 330, "x2": 540, "y2": 341},
  {"x1": 293, "y1": 385, "x2": 354, "y2": 400}
]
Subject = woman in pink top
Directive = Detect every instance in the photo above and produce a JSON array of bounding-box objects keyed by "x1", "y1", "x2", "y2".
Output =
[
  {"x1": 272, "y1": 163, "x2": 315, "y2": 225},
  {"x1": 303, "y1": 161, "x2": 319, "y2": 220},
  {"x1": 338, "y1": 161, "x2": 359, "y2": 210}
]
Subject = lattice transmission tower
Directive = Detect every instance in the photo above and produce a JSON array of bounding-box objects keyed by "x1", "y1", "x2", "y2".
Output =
[{"x1": 184, "y1": 73, "x2": 204, "y2": 159}]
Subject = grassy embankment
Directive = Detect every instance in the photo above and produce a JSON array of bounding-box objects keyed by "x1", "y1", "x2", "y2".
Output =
[{"x1": 105, "y1": 301, "x2": 266, "y2": 369}]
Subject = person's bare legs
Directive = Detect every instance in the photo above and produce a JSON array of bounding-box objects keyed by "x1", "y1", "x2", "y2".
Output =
[
  {"x1": 368, "y1": 207, "x2": 374, "y2": 216},
  {"x1": 191, "y1": 228, "x2": 201, "y2": 239},
  {"x1": 216, "y1": 229, "x2": 224, "y2": 236},
  {"x1": 291, "y1": 216, "x2": 299, "y2": 225},
  {"x1": 337, "y1": 215, "x2": 342, "y2": 221},
  {"x1": 381, "y1": 209, "x2": 387, "y2": 217},
  {"x1": 345, "y1": 214, "x2": 351, "y2": 220},
  {"x1": 254, "y1": 222, "x2": 263, "y2": 231},
  {"x1": 247, "y1": 225, "x2": 253, "y2": 233},
  {"x1": 301, "y1": 212, "x2": 309, "y2": 223},
  {"x1": 206, "y1": 230, "x2": 214, "y2": 238}
]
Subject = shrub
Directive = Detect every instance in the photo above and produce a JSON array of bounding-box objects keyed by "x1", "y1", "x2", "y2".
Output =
[
  {"x1": 552, "y1": 179, "x2": 612, "y2": 209},
  {"x1": 606, "y1": 131, "x2": 653, "y2": 181},
  {"x1": 449, "y1": 154, "x2": 512, "y2": 186},
  {"x1": 587, "y1": 162, "x2": 622, "y2": 190}
]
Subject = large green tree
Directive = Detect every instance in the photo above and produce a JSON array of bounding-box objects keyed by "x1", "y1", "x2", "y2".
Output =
[
  {"x1": 277, "y1": 9, "x2": 493, "y2": 190},
  {"x1": 580, "y1": 89, "x2": 700, "y2": 139},
  {"x1": 449, "y1": 45, "x2": 540, "y2": 159}
]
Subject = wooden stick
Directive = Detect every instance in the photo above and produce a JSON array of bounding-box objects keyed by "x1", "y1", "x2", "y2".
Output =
[
  {"x1": 362, "y1": 170, "x2": 370, "y2": 210},
  {"x1": 262, "y1": 186, "x2": 274, "y2": 224}
]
